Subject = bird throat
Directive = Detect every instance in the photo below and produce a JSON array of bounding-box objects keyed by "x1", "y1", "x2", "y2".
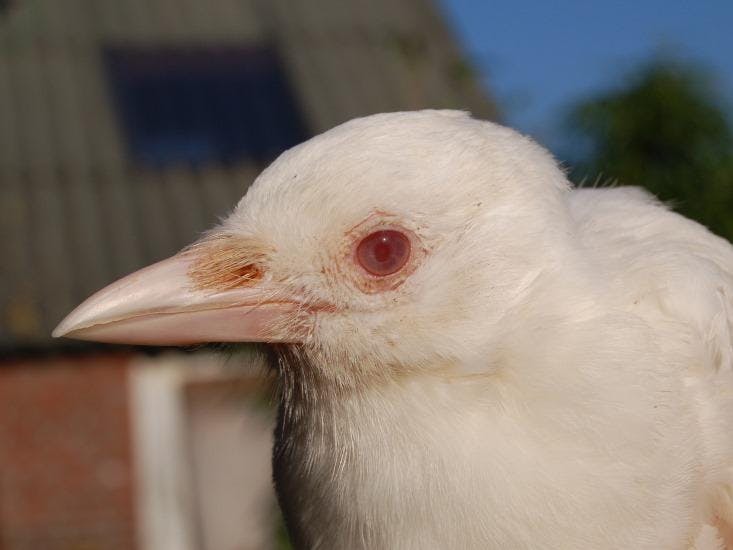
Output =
[{"x1": 266, "y1": 343, "x2": 466, "y2": 548}]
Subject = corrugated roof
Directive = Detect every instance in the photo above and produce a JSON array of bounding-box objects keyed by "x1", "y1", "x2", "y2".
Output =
[{"x1": 0, "y1": 0, "x2": 497, "y2": 350}]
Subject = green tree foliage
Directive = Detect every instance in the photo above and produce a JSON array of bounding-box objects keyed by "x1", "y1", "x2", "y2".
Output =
[{"x1": 566, "y1": 60, "x2": 733, "y2": 241}]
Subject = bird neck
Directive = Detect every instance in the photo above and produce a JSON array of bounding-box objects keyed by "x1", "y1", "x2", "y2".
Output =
[{"x1": 271, "y1": 362, "x2": 501, "y2": 548}]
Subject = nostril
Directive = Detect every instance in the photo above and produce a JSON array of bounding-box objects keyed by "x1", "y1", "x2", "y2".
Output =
[
  {"x1": 191, "y1": 258, "x2": 264, "y2": 291},
  {"x1": 186, "y1": 234, "x2": 269, "y2": 291},
  {"x1": 229, "y1": 263, "x2": 264, "y2": 286}
]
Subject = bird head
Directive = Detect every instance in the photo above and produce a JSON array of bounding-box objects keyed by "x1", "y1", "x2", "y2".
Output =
[{"x1": 54, "y1": 111, "x2": 575, "y2": 386}]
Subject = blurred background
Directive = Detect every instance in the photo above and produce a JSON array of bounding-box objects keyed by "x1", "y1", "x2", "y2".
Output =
[{"x1": 0, "y1": 1, "x2": 730, "y2": 549}]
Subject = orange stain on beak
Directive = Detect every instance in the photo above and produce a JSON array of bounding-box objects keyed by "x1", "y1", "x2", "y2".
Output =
[{"x1": 186, "y1": 234, "x2": 271, "y2": 291}]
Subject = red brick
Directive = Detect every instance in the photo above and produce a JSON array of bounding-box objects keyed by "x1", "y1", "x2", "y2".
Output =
[{"x1": 0, "y1": 353, "x2": 136, "y2": 550}]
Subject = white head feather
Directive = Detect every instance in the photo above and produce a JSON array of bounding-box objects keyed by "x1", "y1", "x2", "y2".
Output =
[
  {"x1": 223, "y1": 110, "x2": 583, "y2": 381},
  {"x1": 55, "y1": 110, "x2": 733, "y2": 549}
]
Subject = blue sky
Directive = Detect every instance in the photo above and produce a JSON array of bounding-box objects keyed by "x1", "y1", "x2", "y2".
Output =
[{"x1": 438, "y1": 1, "x2": 733, "y2": 152}]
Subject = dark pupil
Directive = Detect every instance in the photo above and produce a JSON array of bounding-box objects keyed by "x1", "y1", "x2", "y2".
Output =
[{"x1": 373, "y1": 239, "x2": 392, "y2": 264}]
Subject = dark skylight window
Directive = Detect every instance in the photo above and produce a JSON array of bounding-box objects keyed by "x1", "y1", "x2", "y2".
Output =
[{"x1": 105, "y1": 46, "x2": 308, "y2": 168}]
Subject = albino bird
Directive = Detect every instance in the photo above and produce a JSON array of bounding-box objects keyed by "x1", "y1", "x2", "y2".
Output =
[{"x1": 55, "y1": 111, "x2": 733, "y2": 549}]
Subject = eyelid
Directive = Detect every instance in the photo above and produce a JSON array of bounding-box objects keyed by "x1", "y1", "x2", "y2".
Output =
[{"x1": 341, "y1": 218, "x2": 425, "y2": 294}]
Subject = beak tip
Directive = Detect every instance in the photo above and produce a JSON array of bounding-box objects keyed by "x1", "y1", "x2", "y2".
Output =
[
  {"x1": 51, "y1": 317, "x2": 78, "y2": 339},
  {"x1": 52, "y1": 306, "x2": 93, "y2": 340}
]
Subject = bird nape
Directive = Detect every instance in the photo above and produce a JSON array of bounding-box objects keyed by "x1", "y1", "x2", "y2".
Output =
[{"x1": 54, "y1": 110, "x2": 733, "y2": 550}]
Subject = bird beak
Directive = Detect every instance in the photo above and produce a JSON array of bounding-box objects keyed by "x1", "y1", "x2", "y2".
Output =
[{"x1": 52, "y1": 252, "x2": 309, "y2": 346}]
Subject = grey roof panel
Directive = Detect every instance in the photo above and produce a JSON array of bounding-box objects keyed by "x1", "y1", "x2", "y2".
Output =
[{"x1": 0, "y1": 0, "x2": 497, "y2": 350}]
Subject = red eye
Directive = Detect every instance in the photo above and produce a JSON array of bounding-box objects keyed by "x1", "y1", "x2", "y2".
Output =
[{"x1": 356, "y1": 230, "x2": 411, "y2": 276}]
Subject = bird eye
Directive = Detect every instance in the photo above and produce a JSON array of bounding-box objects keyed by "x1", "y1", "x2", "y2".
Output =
[{"x1": 356, "y1": 230, "x2": 411, "y2": 276}]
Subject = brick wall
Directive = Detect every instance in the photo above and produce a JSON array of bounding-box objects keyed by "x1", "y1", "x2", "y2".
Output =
[{"x1": 0, "y1": 353, "x2": 136, "y2": 550}]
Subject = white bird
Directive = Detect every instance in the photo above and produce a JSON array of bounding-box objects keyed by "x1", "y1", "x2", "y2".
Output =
[{"x1": 55, "y1": 110, "x2": 733, "y2": 549}]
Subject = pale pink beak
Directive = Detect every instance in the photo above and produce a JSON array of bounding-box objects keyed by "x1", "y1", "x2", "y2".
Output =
[{"x1": 52, "y1": 254, "x2": 309, "y2": 346}]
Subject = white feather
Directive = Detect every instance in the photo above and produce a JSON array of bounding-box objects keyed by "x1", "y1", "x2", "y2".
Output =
[{"x1": 219, "y1": 110, "x2": 733, "y2": 549}]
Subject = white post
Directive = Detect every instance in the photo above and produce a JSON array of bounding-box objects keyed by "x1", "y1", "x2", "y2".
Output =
[{"x1": 128, "y1": 354, "x2": 200, "y2": 550}]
